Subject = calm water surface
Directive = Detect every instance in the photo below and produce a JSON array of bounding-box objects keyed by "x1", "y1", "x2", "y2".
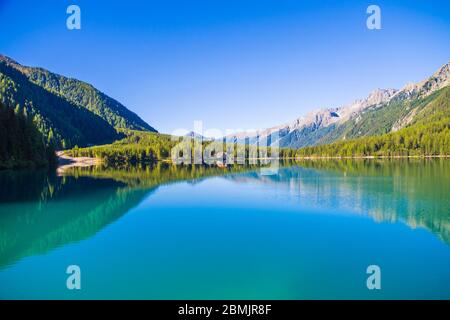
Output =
[{"x1": 0, "y1": 159, "x2": 449, "y2": 299}]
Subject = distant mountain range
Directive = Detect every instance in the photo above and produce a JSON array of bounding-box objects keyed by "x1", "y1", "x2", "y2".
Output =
[
  {"x1": 0, "y1": 55, "x2": 157, "y2": 148},
  {"x1": 228, "y1": 61, "x2": 450, "y2": 149}
]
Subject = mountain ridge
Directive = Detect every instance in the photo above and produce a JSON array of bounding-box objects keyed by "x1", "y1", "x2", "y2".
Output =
[
  {"x1": 0, "y1": 54, "x2": 157, "y2": 148},
  {"x1": 227, "y1": 61, "x2": 450, "y2": 149}
]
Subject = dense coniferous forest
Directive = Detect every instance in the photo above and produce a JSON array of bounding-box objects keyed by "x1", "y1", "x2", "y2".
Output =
[
  {"x1": 66, "y1": 130, "x2": 291, "y2": 166},
  {"x1": 66, "y1": 115, "x2": 449, "y2": 166},
  {"x1": 295, "y1": 117, "x2": 449, "y2": 157},
  {"x1": 66, "y1": 130, "x2": 176, "y2": 165},
  {"x1": 28, "y1": 68, "x2": 156, "y2": 132},
  {"x1": 0, "y1": 102, "x2": 56, "y2": 169},
  {"x1": 0, "y1": 55, "x2": 156, "y2": 148}
]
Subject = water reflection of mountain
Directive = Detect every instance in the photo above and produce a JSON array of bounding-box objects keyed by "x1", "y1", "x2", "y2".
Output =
[
  {"x1": 1, "y1": 160, "x2": 448, "y2": 269},
  {"x1": 0, "y1": 170, "x2": 154, "y2": 269},
  {"x1": 0, "y1": 163, "x2": 261, "y2": 269},
  {"x1": 226, "y1": 159, "x2": 450, "y2": 245}
]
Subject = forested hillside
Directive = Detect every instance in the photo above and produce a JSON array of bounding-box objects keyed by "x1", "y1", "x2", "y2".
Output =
[
  {"x1": 0, "y1": 55, "x2": 156, "y2": 148},
  {"x1": 27, "y1": 67, "x2": 156, "y2": 132},
  {"x1": 0, "y1": 102, "x2": 56, "y2": 169},
  {"x1": 296, "y1": 86, "x2": 450, "y2": 157},
  {"x1": 311, "y1": 84, "x2": 450, "y2": 147},
  {"x1": 66, "y1": 130, "x2": 176, "y2": 166}
]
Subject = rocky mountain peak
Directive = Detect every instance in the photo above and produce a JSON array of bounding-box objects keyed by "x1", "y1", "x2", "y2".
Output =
[
  {"x1": 396, "y1": 61, "x2": 450, "y2": 98},
  {"x1": 365, "y1": 88, "x2": 398, "y2": 105},
  {"x1": 423, "y1": 61, "x2": 450, "y2": 91}
]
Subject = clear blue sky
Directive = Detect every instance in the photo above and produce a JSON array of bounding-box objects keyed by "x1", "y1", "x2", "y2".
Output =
[{"x1": 0, "y1": 0, "x2": 449, "y2": 135}]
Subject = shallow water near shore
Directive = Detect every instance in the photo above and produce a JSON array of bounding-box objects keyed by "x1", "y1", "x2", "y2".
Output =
[{"x1": 0, "y1": 159, "x2": 449, "y2": 299}]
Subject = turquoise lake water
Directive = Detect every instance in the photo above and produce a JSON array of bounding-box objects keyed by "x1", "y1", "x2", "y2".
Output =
[{"x1": 0, "y1": 159, "x2": 449, "y2": 299}]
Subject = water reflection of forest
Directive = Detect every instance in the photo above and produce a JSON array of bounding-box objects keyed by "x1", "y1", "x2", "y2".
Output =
[
  {"x1": 227, "y1": 159, "x2": 450, "y2": 245},
  {"x1": 0, "y1": 159, "x2": 448, "y2": 269}
]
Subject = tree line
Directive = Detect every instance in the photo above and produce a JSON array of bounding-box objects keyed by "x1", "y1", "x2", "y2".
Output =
[
  {"x1": 296, "y1": 87, "x2": 450, "y2": 158},
  {"x1": 0, "y1": 102, "x2": 56, "y2": 169}
]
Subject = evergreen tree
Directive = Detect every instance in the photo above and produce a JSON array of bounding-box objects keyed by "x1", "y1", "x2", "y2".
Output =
[{"x1": 0, "y1": 101, "x2": 56, "y2": 169}]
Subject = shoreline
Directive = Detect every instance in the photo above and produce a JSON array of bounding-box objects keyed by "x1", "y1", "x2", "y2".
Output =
[
  {"x1": 294, "y1": 155, "x2": 450, "y2": 160},
  {"x1": 54, "y1": 152, "x2": 450, "y2": 173},
  {"x1": 56, "y1": 151, "x2": 102, "y2": 174}
]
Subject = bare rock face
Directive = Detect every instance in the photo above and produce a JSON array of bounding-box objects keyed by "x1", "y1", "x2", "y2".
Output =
[
  {"x1": 394, "y1": 62, "x2": 450, "y2": 100},
  {"x1": 244, "y1": 88, "x2": 399, "y2": 146},
  {"x1": 421, "y1": 62, "x2": 450, "y2": 93},
  {"x1": 326, "y1": 88, "x2": 398, "y2": 124}
]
